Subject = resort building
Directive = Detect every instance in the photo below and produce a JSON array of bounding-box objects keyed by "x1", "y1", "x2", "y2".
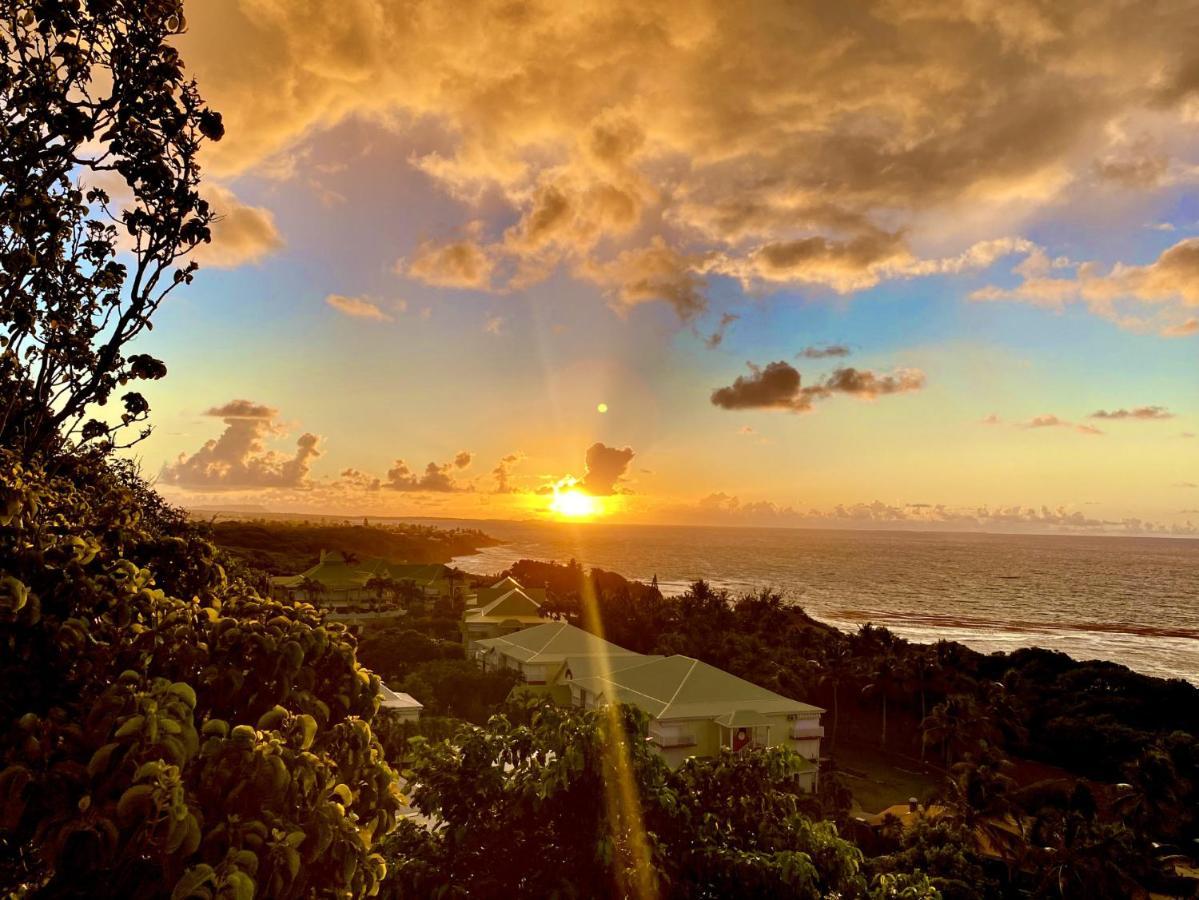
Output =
[
  {"x1": 377, "y1": 683, "x2": 424, "y2": 722},
  {"x1": 472, "y1": 621, "x2": 824, "y2": 785},
  {"x1": 271, "y1": 552, "x2": 467, "y2": 633},
  {"x1": 472, "y1": 621, "x2": 649, "y2": 686},
  {"x1": 460, "y1": 576, "x2": 549, "y2": 643}
]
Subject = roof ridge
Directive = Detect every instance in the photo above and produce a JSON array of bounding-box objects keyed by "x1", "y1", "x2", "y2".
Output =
[
  {"x1": 658, "y1": 657, "x2": 698, "y2": 719},
  {"x1": 533, "y1": 621, "x2": 566, "y2": 656}
]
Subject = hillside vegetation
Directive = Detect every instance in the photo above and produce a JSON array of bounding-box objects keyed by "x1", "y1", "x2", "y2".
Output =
[{"x1": 206, "y1": 520, "x2": 496, "y2": 575}]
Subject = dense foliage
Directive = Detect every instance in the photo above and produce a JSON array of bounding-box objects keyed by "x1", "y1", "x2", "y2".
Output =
[
  {"x1": 0, "y1": 451, "x2": 402, "y2": 896},
  {"x1": 381, "y1": 700, "x2": 938, "y2": 900}
]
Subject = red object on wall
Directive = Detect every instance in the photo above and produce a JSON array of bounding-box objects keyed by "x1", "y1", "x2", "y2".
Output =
[{"x1": 733, "y1": 727, "x2": 750, "y2": 751}]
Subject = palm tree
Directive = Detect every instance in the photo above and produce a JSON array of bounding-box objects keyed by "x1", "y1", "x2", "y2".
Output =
[
  {"x1": 397, "y1": 579, "x2": 425, "y2": 614},
  {"x1": 364, "y1": 575, "x2": 398, "y2": 610},
  {"x1": 1114, "y1": 742, "x2": 1185, "y2": 840},
  {"x1": 298, "y1": 576, "x2": 327, "y2": 606},
  {"x1": 921, "y1": 694, "x2": 999, "y2": 767},
  {"x1": 942, "y1": 749, "x2": 1023, "y2": 864},
  {"x1": 814, "y1": 644, "x2": 854, "y2": 751},
  {"x1": 862, "y1": 656, "x2": 902, "y2": 749}
]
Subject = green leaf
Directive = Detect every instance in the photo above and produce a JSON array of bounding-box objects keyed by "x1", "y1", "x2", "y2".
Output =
[{"x1": 171, "y1": 864, "x2": 216, "y2": 900}]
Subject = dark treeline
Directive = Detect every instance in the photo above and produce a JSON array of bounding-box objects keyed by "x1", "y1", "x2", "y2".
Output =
[{"x1": 207, "y1": 519, "x2": 496, "y2": 575}]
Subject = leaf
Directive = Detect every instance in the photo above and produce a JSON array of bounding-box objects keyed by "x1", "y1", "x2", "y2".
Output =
[
  {"x1": 296, "y1": 714, "x2": 317, "y2": 751},
  {"x1": 171, "y1": 864, "x2": 216, "y2": 900},
  {"x1": 168, "y1": 682, "x2": 197, "y2": 709},
  {"x1": 115, "y1": 714, "x2": 145, "y2": 738}
]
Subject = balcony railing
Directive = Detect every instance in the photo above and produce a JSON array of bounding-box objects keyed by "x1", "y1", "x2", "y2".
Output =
[
  {"x1": 789, "y1": 723, "x2": 825, "y2": 740},
  {"x1": 649, "y1": 731, "x2": 697, "y2": 749}
]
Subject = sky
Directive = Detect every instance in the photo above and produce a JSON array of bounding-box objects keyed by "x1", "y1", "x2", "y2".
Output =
[{"x1": 129, "y1": 0, "x2": 1199, "y2": 535}]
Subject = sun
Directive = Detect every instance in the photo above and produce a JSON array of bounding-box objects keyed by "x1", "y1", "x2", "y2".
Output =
[{"x1": 549, "y1": 487, "x2": 599, "y2": 519}]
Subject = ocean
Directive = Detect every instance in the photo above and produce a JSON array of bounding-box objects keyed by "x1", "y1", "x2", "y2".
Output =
[{"x1": 423, "y1": 519, "x2": 1199, "y2": 684}]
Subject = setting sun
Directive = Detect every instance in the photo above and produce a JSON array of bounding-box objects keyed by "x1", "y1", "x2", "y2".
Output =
[{"x1": 550, "y1": 487, "x2": 599, "y2": 518}]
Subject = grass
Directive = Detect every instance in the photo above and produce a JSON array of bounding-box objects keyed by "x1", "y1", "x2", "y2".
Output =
[{"x1": 830, "y1": 740, "x2": 942, "y2": 815}]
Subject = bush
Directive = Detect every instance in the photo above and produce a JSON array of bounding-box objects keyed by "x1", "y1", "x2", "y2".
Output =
[{"x1": 0, "y1": 452, "x2": 401, "y2": 897}]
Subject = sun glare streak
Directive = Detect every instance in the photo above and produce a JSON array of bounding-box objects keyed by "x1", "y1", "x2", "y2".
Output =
[{"x1": 578, "y1": 573, "x2": 659, "y2": 900}]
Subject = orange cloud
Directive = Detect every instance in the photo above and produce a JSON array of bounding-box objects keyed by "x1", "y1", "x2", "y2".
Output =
[
  {"x1": 191, "y1": 184, "x2": 283, "y2": 268},
  {"x1": 161, "y1": 401, "x2": 319, "y2": 490},
  {"x1": 177, "y1": 1, "x2": 1199, "y2": 315},
  {"x1": 325, "y1": 294, "x2": 393, "y2": 321}
]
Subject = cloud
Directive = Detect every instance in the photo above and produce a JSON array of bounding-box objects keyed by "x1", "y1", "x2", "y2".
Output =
[
  {"x1": 705, "y1": 313, "x2": 739, "y2": 349},
  {"x1": 1021, "y1": 414, "x2": 1103, "y2": 435},
  {"x1": 453, "y1": 451, "x2": 473, "y2": 469},
  {"x1": 191, "y1": 184, "x2": 283, "y2": 268},
  {"x1": 798, "y1": 344, "x2": 851, "y2": 359},
  {"x1": 160, "y1": 400, "x2": 320, "y2": 490},
  {"x1": 325, "y1": 293, "x2": 393, "y2": 321},
  {"x1": 710, "y1": 361, "x2": 803, "y2": 411},
  {"x1": 483, "y1": 315, "x2": 505, "y2": 335},
  {"x1": 178, "y1": 1, "x2": 1199, "y2": 319},
  {"x1": 973, "y1": 238, "x2": 1199, "y2": 335},
  {"x1": 980, "y1": 414, "x2": 1003, "y2": 425},
  {"x1": 338, "y1": 467, "x2": 381, "y2": 491},
  {"x1": 580, "y1": 236, "x2": 708, "y2": 320},
  {"x1": 577, "y1": 442, "x2": 636, "y2": 496},
  {"x1": 384, "y1": 458, "x2": 468, "y2": 492},
  {"x1": 682, "y1": 494, "x2": 1196, "y2": 535},
  {"x1": 1089, "y1": 406, "x2": 1174, "y2": 420},
  {"x1": 1094, "y1": 138, "x2": 1169, "y2": 188},
  {"x1": 710, "y1": 361, "x2": 925, "y2": 412},
  {"x1": 492, "y1": 452, "x2": 523, "y2": 493},
  {"x1": 404, "y1": 238, "x2": 494, "y2": 289}
]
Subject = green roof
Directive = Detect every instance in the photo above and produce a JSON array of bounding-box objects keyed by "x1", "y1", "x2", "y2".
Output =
[
  {"x1": 474, "y1": 622, "x2": 643, "y2": 665},
  {"x1": 571, "y1": 655, "x2": 824, "y2": 721},
  {"x1": 472, "y1": 587, "x2": 541, "y2": 619},
  {"x1": 713, "y1": 709, "x2": 777, "y2": 728},
  {"x1": 278, "y1": 556, "x2": 451, "y2": 591}
]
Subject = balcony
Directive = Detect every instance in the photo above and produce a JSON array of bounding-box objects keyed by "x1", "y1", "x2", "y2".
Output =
[
  {"x1": 789, "y1": 722, "x2": 825, "y2": 740},
  {"x1": 648, "y1": 728, "x2": 697, "y2": 749}
]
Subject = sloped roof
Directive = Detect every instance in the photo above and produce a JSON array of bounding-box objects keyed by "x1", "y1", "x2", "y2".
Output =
[
  {"x1": 571, "y1": 655, "x2": 823, "y2": 721},
  {"x1": 378, "y1": 683, "x2": 424, "y2": 711},
  {"x1": 713, "y1": 709, "x2": 777, "y2": 728},
  {"x1": 561, "y1": 654, "x2": 664, "y2": 683},
  {"x1": 474, "y1": 622, "x2": 642, "y2": 665},
  {"x1": 476, "y1": 587, "x2": 540, "y2": 617}
]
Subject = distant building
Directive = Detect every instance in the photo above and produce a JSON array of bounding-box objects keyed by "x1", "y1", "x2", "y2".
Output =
[
  {"x1": 460, "y1": 576, "x2": 548, "y2": 643},
  {"x1": 472, "y1": 621, "x2": 824, "y2": 786},
  {"x1": 377, "y1": 683, "x2": 424, "y2": 722},
  {"x1": 271, "y1": 552, "x2": 465, "y2": 632}
]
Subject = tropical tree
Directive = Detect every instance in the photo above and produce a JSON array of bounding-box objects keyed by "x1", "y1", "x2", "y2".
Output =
[
  {"x1": 921, "y1": 695, "x2": 1000, "y2": 766},
  {"x1": 0, "y1": 0, "x2": 224, "y2": 458},
  {"x1": 365, "y1": 575, "x2": 398, "y2": 609},
  {"x1": 1114, "y1": 741, "x2": 1188, "y2": 841},
  {"x1": 297, "y1": 575, "x2": 327, "y2": 606},
  {"x1": 381, "y1": 699, "x2": 913, "y2": 899}
]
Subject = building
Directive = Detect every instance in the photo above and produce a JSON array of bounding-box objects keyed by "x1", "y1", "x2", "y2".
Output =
[
  {"x1": 472, "y1": 621, "x2": 824, "y2": 785},
  {"x1": 460, "y1": 576, "x2": 548, "y2": 643},
  {"x1": 271, "y1": 552, "x2": 468, "y2": 632},
  {"x1": 472, "y1": 621, "x2": 648, "y2": 690},
  {"x1": 377, "y1": 683, "x2": 424, "y2": 722}
]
